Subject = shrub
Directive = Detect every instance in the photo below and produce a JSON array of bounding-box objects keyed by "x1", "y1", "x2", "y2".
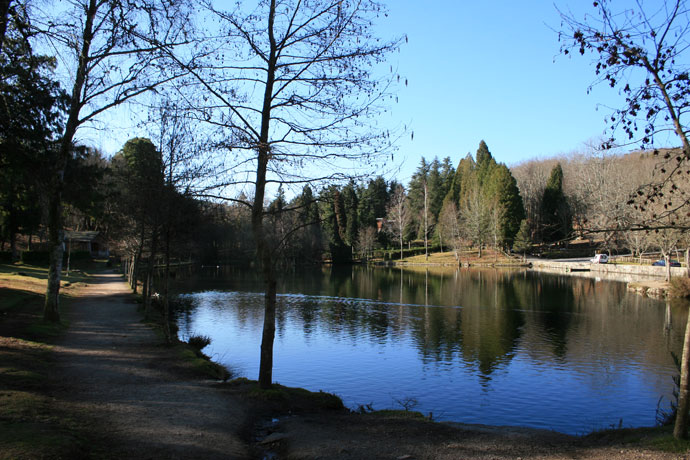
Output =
[
  {"x1": 187, "y1": 334, "x2": 212, "y2": 351},
  {"x1": 670, "y1": 277, "x2": 690, "y2": 299}
]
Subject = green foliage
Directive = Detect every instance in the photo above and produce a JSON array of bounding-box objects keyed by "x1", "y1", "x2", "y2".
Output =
[
  {"x1": 512, "y1": 219, "x2": 532, "y2": 255},
  {"x1": 475, "y1": 139, "x2": 497, "y2": 186},
  {"x1": 485, "y1": 164, "x2": 525, "y2": 245},
  {"x1": 320, "y1": 186, "x2": 350, "y2": 263},
  {"x1": 358, "y1": 176, "x2": 388, "y2": 228},
  {"x1": 541, "y1": 164, "x2": 571, "y2": 242},
  {"x1": 187, "y1": 334, "x2": 212, "y2": 351},
  {"x1": 341, "y1": 181, "x2": 359, "y2": 248},
  {"x1": 0, "y1": 27, "x2": 66, "y2": 260}
]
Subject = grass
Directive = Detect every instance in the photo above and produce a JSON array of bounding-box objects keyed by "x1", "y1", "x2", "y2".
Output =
[
  {"x1": 0, "y1": 262, "x2": 94, "y2": 459},
  {"x1": 175, "y1": 343, "x2": 231, "y2": 380},
  {"x1": 398, "y1": 248, "x2": 521, "y2": 266},
  {"x1": 585, "y1": 425, "x2": 690, "y2": 454},
  {"x1": 226, "y1": 378, "x2": 344, "y2": 412}
]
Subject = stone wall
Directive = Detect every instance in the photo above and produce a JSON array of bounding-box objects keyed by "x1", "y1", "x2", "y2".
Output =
[{"x1": 531, "y1": 260, "x2": 687, "y2": 282}]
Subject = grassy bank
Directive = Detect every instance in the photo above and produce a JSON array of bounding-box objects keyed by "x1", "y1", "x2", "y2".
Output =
[
  {"x1": 0, "y1": 262, "x2": 91, "y2": 459},
  {"x1": 395, "y1": 248, "x2": 522, "y2": 266}
]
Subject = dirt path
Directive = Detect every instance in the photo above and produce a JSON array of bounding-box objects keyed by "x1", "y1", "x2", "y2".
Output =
[{"x1": 51, "y1": 271, "x2": 250, "y2": 459}]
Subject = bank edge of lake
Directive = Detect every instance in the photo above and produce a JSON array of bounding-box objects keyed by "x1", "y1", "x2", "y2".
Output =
[{"x1": 385, "y1": 257, "x2": 685, "y2": 299}]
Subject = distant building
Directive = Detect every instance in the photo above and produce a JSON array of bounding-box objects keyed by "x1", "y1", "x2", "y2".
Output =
[{"x1": 64, "y1": 231, "x2": 110, "y2": 258}]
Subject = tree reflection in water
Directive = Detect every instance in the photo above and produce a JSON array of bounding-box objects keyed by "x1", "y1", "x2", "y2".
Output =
[{"x1": 172, "y1": 265, "x2": 686, "y2": 434}]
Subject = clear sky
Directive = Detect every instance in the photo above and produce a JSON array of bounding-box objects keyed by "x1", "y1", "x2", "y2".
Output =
[
  {"x1": 378, "y1": 0, "x2": 634, "y2": 183},
  {"x1": 88, "y1": 1, "x2": 668, "y2": 186}
]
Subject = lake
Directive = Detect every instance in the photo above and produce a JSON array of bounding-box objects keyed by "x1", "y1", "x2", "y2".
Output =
[{"x1": 171, "y1": 265, "x2": 687, "y2": 435}]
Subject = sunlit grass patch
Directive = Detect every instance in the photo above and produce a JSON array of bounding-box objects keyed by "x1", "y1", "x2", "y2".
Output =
[{"x1": 400, "y1": 248, "x2": 519, "y2": 266}]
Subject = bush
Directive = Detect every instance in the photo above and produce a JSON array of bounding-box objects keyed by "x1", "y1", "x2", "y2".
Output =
[
  {"x1": 187, "y1": 334, "x2": 212, "y2": 351},
  {"x1": 0, "y1": 252, "x2": 12, "y2": 263},
  {"x1": 670, "y1": 277, "x2": 690, "y2": 299}
]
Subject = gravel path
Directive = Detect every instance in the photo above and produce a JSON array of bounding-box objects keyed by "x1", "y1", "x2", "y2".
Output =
[{"x1": 52, "y1": 272, "x2": 250, "y2": 459}]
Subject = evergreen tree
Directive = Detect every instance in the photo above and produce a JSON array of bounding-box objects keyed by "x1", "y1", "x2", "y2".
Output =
[
  {"x1": 341, "y1": 181, "x2": 359, "y2": 251},
  {"x1": 485, "y1": 164, "x2": 525, "y2": 246},
  {"x1": 427, "y1": 158, "x2": 445, "y2": 221},
  {"x1": 358, "y1": 176, "x2": 388, "y2": 229},
  {"x1": 512, "y1": 219, "x2": 531, "y2": 261},
  {"x1": 443, "y1": 153, "x2": 474, "y2": 209},
  {"x1": 475, "y1": 140, "x2": 497, "y2": 186},
  {"x1": 293, "y1": 185, "x2": 322, "y2": 263},
  {"x1": 541, "y1": 163, "x2": 570, "y2": 243},
  {"x1": 320, "y1": 186, "x2": 350, "y2": 263},
  {"x1": 0, "y1": 26, "x2": 66, "y2": 260},
  {"x1": 407, "y1": 158, "x2": 430, "y2": 240}
]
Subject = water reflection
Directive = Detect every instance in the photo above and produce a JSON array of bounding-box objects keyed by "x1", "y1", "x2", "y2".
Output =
[{"x1": 173, "y1": 265, "x2": 686, "y2": 434}]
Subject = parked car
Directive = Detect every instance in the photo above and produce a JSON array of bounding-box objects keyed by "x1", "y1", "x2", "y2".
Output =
[
  {"x1": 591, "y1": 254, "x2": 609, "y2": 264},
  {"x1": 652, "y1": 259, "x2": 681, "y2": 267}
]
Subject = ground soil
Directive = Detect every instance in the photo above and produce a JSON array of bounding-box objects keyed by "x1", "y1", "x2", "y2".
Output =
[
  {"x1": 9, "y1": 270, "x2": 690, "y2": 459},
  {"x1": 49, "y1": 271, "x2": 249, "y2": 459}
]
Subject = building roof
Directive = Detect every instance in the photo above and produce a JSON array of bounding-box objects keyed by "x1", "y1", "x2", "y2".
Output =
[{"x1": 64, "y1": 231, "x2": 100, "y2": 242}]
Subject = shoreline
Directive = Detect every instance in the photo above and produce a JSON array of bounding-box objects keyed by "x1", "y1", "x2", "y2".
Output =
[{"x1": 384, "y1": 258, "x2": 684, "y2": 299}]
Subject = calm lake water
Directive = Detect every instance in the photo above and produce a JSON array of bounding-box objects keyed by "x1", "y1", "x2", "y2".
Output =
[{"x1": 172, "y1": 265, "x2": 687, "y2": 434}]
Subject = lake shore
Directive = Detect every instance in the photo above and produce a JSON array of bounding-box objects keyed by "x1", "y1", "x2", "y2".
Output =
[
  {"x1": 385, "y1": 251, "x2": 686, "y2": 299},
  {"x1": 1, "y1": 262, "x2": 689, "y2": 459}
]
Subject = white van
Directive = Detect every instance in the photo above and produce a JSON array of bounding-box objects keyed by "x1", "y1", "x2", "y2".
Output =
[{"x1": 590, "y1": 253, "x2": 609, "y2": 264}]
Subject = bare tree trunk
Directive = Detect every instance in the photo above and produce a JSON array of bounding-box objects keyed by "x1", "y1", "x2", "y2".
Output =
[
  {"x1": 686, "y1": 248, "x2": 689, "y2": 278},
  {"x1": 254, "y1": 0, "x2": 278, "y2": 390},
  {"x1": 43, "y1": 0, "x2": 98, "y2": 322},
  {"x1": 666, "y1": 254, "x2": 672, "y2": 283},
  {"x1": 133, "y1": 224, "x2": 146, "y2": 294},
  {"x1": 424, "y1": 182, "x2": 428, "y2": 261},
  {"x1": 163, "y1": 227, "x2": 172, "y2": 344},
  {"x1": 9, "y1": 223, "x2": 17, "y2": 262},
  {"x1": 674, "y1": 310, "x2": 690, "y2": 439},
  {"x1": 44, "y1": 202, "x2": 63, "y2": 322},
  {"x1": 144, "y1": 230, "x2": 158, "y2": 319}
]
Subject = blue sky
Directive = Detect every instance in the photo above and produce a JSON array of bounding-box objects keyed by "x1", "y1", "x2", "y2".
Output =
[
  {"x1": 88, "y1": 1, "x2": 668, "y2": 187},
  {"x1": 379, "y1": 1, "x2": 630, "y2": 183}
]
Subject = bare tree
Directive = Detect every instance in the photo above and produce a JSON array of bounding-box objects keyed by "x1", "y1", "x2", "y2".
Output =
[
  {"x1": 357, "y1": 226, "x2": 377, "y2": 261},
  {"x1": 488, "y1": 201, "x2": 506, "y2": 253},
  {"x1": 386, "y1": 184, "x2": 410, "y2": 261},
  {"x1": 460, "y1": 186, "x2": 490, "y2": 258},
  {"x1": 31, "y1": 0, "x2": 195, "y2": 322},
  {"x1": 559, "y1": 0, "x2": 690, "y2": 231},
  {"x1": 559, "y1": 0, "x2": 690, "y2": 438},
  {"x1": 512, "y1": 159, "x2": 552, "y2": 242},
  {"x1": 438, "y1": 200, "x2": 463, "y2": 262},
  {"x1": 188, "y1": 0, "x2": 401, "y2": 388}
]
